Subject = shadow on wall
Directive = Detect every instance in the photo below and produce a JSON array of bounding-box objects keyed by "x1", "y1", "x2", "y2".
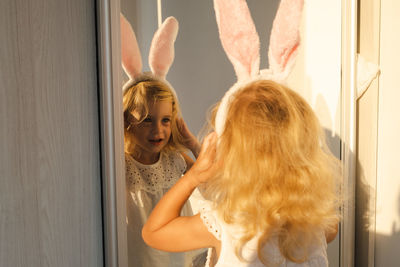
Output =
[
  {"x1": 355, "y1": 160, "x2": 400, "y2": 266},
  {"x1": 322, "y1": 127, "x2": 341, "y2": 267},
  {"x1": 374, "y1": 189, "x2": 400, "y2": 266},
  {"x1": 354, "y1": 161, "x2": 374, "y2": 267}
]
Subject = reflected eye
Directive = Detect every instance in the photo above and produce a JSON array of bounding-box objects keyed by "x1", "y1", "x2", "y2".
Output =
[
  {"x1": 162, "y1": 117, "x2": 171, "y2": 124},
  {"x1": 143, "y1": 117, "x2": 152, "y2": 123}
]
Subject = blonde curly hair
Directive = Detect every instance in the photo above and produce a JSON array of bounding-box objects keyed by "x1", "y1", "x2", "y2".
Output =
[
  {"x1": 123, "y1": 77, "x2": 186, "y2": 155},
  {"x1": 203, "y1": 80, "x2": 341, "y2": 265}
]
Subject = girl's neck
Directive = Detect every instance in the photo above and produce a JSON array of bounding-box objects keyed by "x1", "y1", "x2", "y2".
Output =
[{"x1": 131, "y1": 150, "x2": 161, "y2": 165}]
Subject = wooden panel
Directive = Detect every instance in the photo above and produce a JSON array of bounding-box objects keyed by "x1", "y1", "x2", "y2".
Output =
[{"x1": 0, "y1": 0, "x2": 103, "y2": 266}]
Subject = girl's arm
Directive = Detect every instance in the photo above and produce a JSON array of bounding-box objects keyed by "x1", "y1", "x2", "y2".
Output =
[
  {"x1": 326, "y1": 223, "x2": 339, "y2": 243},
  {"x1": 142, "y1": 133, "x2": 219, "y2": 252}
]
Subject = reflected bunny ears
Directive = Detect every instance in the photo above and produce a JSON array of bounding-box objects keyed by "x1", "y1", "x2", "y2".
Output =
[
  {"x1": 214, "y1": 0, "x2": 304, "y2": 135},
  {"x1": 120, "y1": 13, "x2": 179, "y2": 91}
]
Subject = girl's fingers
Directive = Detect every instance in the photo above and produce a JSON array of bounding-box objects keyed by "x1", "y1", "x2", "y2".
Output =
[
  {"x1": 206, "y1": 132, "x2": 217, "y2": 160},
  {"x1": 189, "y1": 132, "x2": 219, "y2": 183},
  {"x1": 198, "y1": 132, "x2": 218, "y2": 171},
  {"x1": 199, "y1": 132, "x2": 217, "y2": 158},
  {"x1": 177, "y1": 118, "x2": 191, "y2": 139}
]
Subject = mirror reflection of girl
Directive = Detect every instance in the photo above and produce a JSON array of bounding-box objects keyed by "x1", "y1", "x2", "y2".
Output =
[
  {"x1": 142, "y1": 80, "x2": 341, "y2": 267},
  {"x1": 123, "y1": 76, "x2": 205, "y2": 267}
]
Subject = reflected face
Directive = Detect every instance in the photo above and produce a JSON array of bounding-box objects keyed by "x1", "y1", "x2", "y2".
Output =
[{"x1": 131, "y1": 100, "x2": 172, "y2": 164}]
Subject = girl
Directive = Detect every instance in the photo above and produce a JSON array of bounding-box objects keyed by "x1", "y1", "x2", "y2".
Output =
[
  {"x1": 123, "y1": 74, "x2": 204, "y2": 267},
  {"x1": 142, "y1": 80, "x2": 341, "y2": 267},
  {"x1": 120, "y1": 14, "x2": 206, "y2": 267}
]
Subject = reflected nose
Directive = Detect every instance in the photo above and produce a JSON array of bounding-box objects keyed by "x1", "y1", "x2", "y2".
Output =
[{"x1": 151, "y1": 121, "x2": 163, "y2": 135}]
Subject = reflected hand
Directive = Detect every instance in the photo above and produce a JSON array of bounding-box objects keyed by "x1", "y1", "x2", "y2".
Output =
[{"x1": 177, "y1": 118, "x2": 201, "y2": 157}]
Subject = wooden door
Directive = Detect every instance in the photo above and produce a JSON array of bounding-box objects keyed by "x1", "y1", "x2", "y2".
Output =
[{"x1": 0, "y1": 0, "x2": 103, "y2": 266}]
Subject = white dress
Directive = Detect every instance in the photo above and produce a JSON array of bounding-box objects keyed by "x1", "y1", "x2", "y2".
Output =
[
  {"x1": 199, "y1": 201, "x2": 329, "y2": 267},
  {"x1": 125, "y1": 151, "x2": 206, "y2": 267}
]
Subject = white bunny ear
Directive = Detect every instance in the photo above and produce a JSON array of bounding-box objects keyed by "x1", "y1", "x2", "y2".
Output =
[
  {"x1": 120, "y1": 13, "x2": 143, "y2": 80},
  {"x1": 267, "y1": 0, "x2": 304, "y2": 79},
  {"x1": 149, "y1": 16, "x2": 179, "y2": 79},
  {"x1": 214, "y1": 0, "x2": 260, "y2": 81}
]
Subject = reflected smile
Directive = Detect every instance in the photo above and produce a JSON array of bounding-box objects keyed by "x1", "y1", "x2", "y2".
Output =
[{"x1": 149, "y1": 138, "x2": 164, "y2": 146}]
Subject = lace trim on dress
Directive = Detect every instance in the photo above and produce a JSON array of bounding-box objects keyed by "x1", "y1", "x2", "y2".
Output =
[
  {"x1": 199, "y1": 201, "x2": 222, "y2": 241},
  {"x1": 204, "y1": 248, "x2": 213, "y2": 267},
  {"x1": 125, "y1": 152, "x2": 186, "y2": 194}
]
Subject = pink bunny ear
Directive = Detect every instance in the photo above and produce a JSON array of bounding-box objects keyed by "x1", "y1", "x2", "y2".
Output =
[
  {"x1": 120, "y1": 13, "x2": 143, "y2": 79},
  {"x1": 149, "y1": 17, "x2": 179, "y2": 79},
  {"x1": 214, "y1": 0, "x2": 260, "y2": 81},
  {"x1": 268, "y1": 0, "x2": 304, "y2": 78}
]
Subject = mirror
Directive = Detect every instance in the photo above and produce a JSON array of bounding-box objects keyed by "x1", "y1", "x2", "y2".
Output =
[
  {"x1": 119, "y1": 0, "x2": 345, "y2": 266},
  {"x1": 120, "y1": 0, "x2": 280, "y2": 135}
]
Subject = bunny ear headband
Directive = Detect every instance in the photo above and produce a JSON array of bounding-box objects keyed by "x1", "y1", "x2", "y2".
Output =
[
  {"x1": 213, "y1": 0, "x2": 304, "y2": 135},
  {"x1": 120, "y1": 13, "x2": 179, "y2": 94}
]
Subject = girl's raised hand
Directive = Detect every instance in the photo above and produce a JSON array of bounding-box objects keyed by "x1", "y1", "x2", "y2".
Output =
[
  {"x1": 188, "y1": 132, "x2": 220, "y2": 184},
  {"x1": 177, "y1": 118, "x2": 201, "y2": 157},
  {"x1": 142, "y1": 132, "x2": 220, "y2": 252}
]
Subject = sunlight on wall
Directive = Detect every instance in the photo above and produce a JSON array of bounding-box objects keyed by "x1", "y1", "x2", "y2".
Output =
[
  {"x1": 375, "y1": 0, "x2": 400, "y2": 237},
  {"x1": 288, "y1": 0, "x2": 341, "y2": 138},
  {"x1": 287, "y1": 2, "x2": 341, "y2": 267}
]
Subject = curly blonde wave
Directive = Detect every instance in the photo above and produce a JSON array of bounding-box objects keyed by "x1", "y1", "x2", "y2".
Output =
[
  {"x1": 123, "y1": 78, "x2": 186, "y2": 155},
  {"x1": 203, "y1": 80, "x2": 341, "y2": 265}
]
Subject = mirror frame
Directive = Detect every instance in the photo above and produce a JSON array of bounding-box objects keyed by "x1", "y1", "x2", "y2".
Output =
[
  {"x1": 96, "y1": 0, "x2": 358, "y2": 266},
  {"x1": 97, "y1": 0, "x2": 128, "y2": 266},
  {"x1": 340, "y1": 0, "x2": 358, "y2": 266}
]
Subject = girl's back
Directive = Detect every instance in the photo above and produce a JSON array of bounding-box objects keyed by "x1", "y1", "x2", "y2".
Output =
[
  {"x1": 142, "y1": 81, "x2": 340, "y2": 266},
  {"x1": 200, "y1": 202, "x2": 328, "y2": 267}
]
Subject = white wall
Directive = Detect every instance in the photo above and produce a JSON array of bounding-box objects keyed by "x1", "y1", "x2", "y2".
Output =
[
  {"x1": 288, "y1": 0, "x2": 342, "y2": 144},
  {"x1": 375, "y1": 0, "x2": 400, "y2": 266},
  {"x1": 287, "y1": 1, "x2": 342, "y2": 266}
]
